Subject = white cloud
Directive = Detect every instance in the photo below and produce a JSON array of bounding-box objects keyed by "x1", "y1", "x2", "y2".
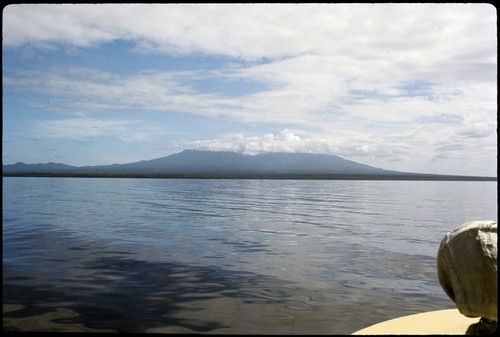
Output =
[
  {"x1": 4, "y1": 4, "x2": 496, "y2": 68},
  {"x1": 183, "y1": 129, "x2": 342, "y2": 155},
  {"x1": 5, "y1": 4, "x2": 496, "y2": 124}
]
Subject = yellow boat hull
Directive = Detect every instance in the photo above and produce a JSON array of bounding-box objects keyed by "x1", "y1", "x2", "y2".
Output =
[{"x1": 353, "y1": 309, "x2": 481, "y2": 335}]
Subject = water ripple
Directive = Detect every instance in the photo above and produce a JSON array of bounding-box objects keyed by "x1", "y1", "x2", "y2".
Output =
[{"x1": 2, "y1": 178, "x2": 497, "y2": 333}]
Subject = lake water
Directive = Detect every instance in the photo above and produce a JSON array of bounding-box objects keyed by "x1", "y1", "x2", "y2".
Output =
[{"x1": 2, "y1": 177, "x2": 497, "y2": 333}]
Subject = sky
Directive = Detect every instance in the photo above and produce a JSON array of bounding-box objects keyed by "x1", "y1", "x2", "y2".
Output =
[{"x1": 2, "y1": 3, "x2": 497, "y2": 176}]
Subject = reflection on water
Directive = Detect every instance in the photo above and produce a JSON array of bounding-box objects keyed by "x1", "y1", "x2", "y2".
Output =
[
  {"x1": 3, "y1": 178, "x2": 496, "y2": 333},
  {"x1": 3, "y1": 234, "x2": 451, "y2": 334}
]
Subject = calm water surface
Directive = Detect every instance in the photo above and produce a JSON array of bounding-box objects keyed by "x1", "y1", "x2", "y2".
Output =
[{"x1": 2, "y1": 177, "x2": 497, "y2": 333}]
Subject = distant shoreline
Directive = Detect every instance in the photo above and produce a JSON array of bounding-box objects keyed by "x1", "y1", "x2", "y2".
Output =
[
  {"x1": 3, "y1": 172, "x2": 497, "y2": 181},
  {"x1": 4, "y1": 151, "x2": 496, "y2": 181}
]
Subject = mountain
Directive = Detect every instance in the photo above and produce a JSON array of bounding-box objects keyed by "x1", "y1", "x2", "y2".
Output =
[
  {"x1": 81, "y1": 150, "x2": 396, "y2": 175},
  {"x1": 2, "y1": 150, "x2": 496, "y2": 180},
  {"x1": 3, "y1": 162, "x2": 76, "y2": 173},
  {"x1": 3, "y1": 150, "x2": 391, "y2": 175}
]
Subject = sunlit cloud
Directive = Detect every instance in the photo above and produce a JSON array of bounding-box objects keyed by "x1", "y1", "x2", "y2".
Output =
[{"x1": 182, "y1": 129, "x2": 340, "y2": 155}]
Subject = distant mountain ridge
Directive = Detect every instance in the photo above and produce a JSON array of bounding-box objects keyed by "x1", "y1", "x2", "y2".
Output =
[
  {"x1": 3, "y1": 161, "x2": 76, "y2": 173},
  {"x1": 3, "y1": 150, "x2": 394, "y2": 175},
  {"x1": 2, "y1": 150, "x2": 496, "y2": 181}
]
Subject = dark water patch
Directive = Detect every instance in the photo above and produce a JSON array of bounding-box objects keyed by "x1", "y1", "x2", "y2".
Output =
[
  {"x1": 4, "y1": 254, "x2": 298, "y2": 333},
  {"x1": 3, "y1": 253, "x2": 454, "y2": 334}
]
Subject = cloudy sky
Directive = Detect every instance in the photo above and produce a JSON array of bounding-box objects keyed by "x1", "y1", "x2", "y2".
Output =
[{"x1": 2, "y1": 4, "x2": 497, "y2": 176}]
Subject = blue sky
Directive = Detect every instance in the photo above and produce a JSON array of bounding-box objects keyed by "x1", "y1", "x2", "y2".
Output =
[{"x1": 2, "y1": 4, "x2": 497, "y2": 176}]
